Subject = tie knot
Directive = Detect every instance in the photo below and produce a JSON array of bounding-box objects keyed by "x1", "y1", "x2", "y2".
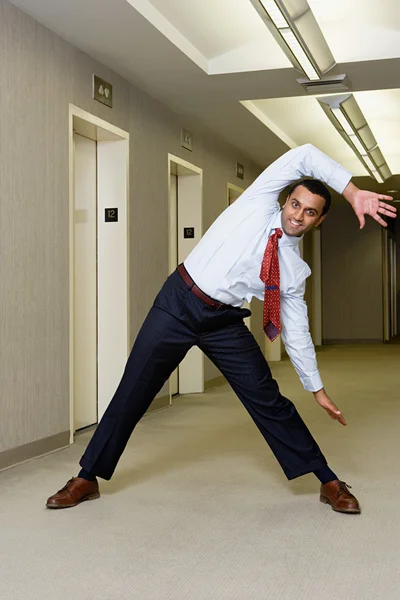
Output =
[{"x1": 275, "y1": 228, "x2": 283, "y2": 239}]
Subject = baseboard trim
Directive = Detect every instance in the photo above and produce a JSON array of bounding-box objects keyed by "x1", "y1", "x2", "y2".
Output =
[
  {"x1": 0, "y1": 431, "x2": 70, "y2": 473},
  {"x1": 323, "y1": 339, "x2": 382, "y2": 345},
  {"x1": 147, "y1": 394, "x2": 170, "y2": 413},
  {"x1": 204, "y1": 375, "x2": 226, "y2": 391}
]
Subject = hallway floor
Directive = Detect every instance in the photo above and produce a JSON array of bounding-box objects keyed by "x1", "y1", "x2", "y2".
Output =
[{"x1": 1, "y1": 345, "x2": 399, "y2": 600}]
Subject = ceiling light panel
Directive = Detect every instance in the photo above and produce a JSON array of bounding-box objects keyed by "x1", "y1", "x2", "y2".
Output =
[
  {"x1": 259, "y1": 0, "x2": 289, "y2": 28},
  {"x1": 372, "y1": 171, "x2": 384, "y2": 184},
  {"x1": 279, "y1": 29, "x2": 319, "y2": 80},
  {"x1": 379, "y1": 164, "x2": 392, "y2": 180},
  {"x1": 318, "y1": 94, "x2": 392, "y2": 182},
  {"x1": 357, "y1": 125, "x2": 377, "y2": 151},
  {"x1": 369, "y1": 147, "x2": 385, "y2": 168},
  {"x1": 362, "y1": 155, "x2": 376, "y2": 171},
  {"x1": 349, "y1": 134, "x2": 366, "y2": 156},
  {"x1": 331, "y1": 108, "x2": 354, "y2": 135},
  {"x1": 251, "y1": 0, "x2": 335, "y2": 81},
  {"x1": 340, "y1": 95, "x2": 365, "y2": 130}
]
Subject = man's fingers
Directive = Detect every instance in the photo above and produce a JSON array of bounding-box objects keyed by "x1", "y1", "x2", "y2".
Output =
[
  {"x1": 379, "y1": 204, "x2": 397, "y2": 216},
  {"x1": 379, "y1": 201, "x2": 397, "y2": 211},
  {"x1": 376, "y1": 194, "x2": 393, "y2": 201},
  {"x1": 373, "y1": 214, "x2": 388, "y2": 227},
  {"x1": 358, "y1": 214, "x2": 365, "y2": 229},
  {"x1": 327, "y1": 409, "x2": 347, "y2": 426},
  {"x1": 325, "y1": 405, "x2": 347, "y2": 426}
]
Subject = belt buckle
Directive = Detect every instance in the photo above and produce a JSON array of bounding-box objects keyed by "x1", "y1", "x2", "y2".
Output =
[{"x1": 214, "y1": 301, "x2": 223, "y2": 310}]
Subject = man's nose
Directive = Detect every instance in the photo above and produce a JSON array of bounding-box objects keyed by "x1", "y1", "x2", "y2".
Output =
[{"x1": 293, "y1": 210, "x2": 304, "y2": 222}]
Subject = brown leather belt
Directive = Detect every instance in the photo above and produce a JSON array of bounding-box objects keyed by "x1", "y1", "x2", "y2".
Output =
[{"x1": 177, "y1": 264, "x2": 228, "y2": 310}]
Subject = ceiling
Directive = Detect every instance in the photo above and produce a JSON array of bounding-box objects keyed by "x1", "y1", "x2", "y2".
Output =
[
  {"x1": 246, "y1": 89, "x2": 400, "y2": 176},
  {"x1": 126, "y1": 0, "x2": 400, "y2": 72},
  {"x1": 8, "y1": 0, "x2": 400, "y2": 195}
]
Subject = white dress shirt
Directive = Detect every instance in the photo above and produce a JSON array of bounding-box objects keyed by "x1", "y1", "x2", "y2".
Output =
[{"x1": 184, "y1": 144, "x2": 352, "y2": 392}]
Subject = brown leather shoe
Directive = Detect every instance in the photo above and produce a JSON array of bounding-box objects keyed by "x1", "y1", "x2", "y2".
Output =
[
  {"x1": 320, "y1": 480, "x2": 361, "y2": 514},
  {"x1": 46, "y1": 477, "x2": 100, "y2": 509}
]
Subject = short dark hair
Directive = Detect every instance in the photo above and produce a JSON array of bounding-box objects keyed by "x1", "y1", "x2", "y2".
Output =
[{"x1": 288, "y1": 179, "x2": 331, "y2": 215}]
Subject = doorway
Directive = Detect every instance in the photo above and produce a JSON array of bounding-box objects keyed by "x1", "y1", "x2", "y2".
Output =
[
  {"x1": 168, "y1": 155, "x2": 204, "y2": 400},
  {"x1": 227, "y1": 183, "x2": 251, "y2": 331},
  {"x1": 69, "y1": 105, "x2": 130, "y2": 442},
  {"x1": 383, "y1": 229, "x2": 397, "y2": 341}
]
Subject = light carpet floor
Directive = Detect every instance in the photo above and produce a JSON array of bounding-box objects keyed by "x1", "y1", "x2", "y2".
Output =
[{"x1": 0, "y1": 345, "x2": 399, "y2": 600}]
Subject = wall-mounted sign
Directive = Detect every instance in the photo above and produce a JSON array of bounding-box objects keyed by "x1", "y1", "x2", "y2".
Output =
[
  {"x1": 105, "y1": 208, "x2": 118, "y2": 222},
  {"x1": 236, "y1": 162, "x2": 244, "y2": 180},
  {"x1": 181, "y1": 129, "x2": 193, "y2": 152},
  {"x1": 93, "y1": 75, "x2": 113, "y2": 108},
  {"x1": 184, "y1": 227, "x2": 195, "y2": 239}
]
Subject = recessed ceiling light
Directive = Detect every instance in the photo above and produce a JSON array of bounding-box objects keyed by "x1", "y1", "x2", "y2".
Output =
[
  {"x1": 253, "y1": 0, "x2": 334, "y2": 81},
  {"x1": 318, "y1": 95, "x2": 392, "y2": 184},
  {"x1": 371, "y1": 171, "x2": 384, "y2": 184}
]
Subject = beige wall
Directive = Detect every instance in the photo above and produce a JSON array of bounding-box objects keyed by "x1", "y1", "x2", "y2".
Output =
[
  {"x1": 321, "y1": 198, "x2": 383, "y2": 343},
  {"x1": 0, "y1": 0, "x2": 262, "y2": 458}
]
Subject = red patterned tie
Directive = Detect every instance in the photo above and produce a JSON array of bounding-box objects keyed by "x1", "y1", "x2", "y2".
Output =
[{"x1": 260, "y1": 228, "x2": 283, "y2": 342}]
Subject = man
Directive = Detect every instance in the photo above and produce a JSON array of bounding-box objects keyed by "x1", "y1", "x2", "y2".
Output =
[{"x1": 47, "y1": 144, "x2": 396, "y2": 513}]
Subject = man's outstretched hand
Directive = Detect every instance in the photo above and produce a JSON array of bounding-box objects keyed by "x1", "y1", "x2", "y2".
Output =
[
  {"x1": 343, "y1": 182, "x2": 396, "y2": 229},
  {"x1": 313, "y1": 388, "x2": 347, "y2": 426}
]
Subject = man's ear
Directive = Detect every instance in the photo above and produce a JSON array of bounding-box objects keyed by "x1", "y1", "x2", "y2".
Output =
[{"x1": 315, "y1": 214, "x2": 327, "y2": 228}]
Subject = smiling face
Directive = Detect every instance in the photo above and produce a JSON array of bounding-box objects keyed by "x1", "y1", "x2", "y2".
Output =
[{"x1": 282, "y1": 184, "x2": 327, "y2": 237}]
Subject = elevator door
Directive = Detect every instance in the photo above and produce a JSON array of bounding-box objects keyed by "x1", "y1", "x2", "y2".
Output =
[
  {"x1": 169, "y1": 173, "x2": 179, "y2": 396},
  {"x1": 73, "y1": 133, "x2": 98, "y2": 430}
]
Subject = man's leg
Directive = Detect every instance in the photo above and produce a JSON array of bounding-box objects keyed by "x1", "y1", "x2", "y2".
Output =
[
  {"x1": 199, "y1": 318, "x2": 327, "y2": 480},
  {"x1": 80, "y1": 306, "x2": 195, "y2": 479},
  {"x1": 198, "y1": 316, "x2": 360, "y2": 512},
  {"x1": 46, "y1": 304, "x2": 195, "y2": 508}
]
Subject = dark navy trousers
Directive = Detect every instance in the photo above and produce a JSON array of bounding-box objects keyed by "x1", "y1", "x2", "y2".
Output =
[{"x1": 80, "y1": 269, "x2": 327, "y2": 481}]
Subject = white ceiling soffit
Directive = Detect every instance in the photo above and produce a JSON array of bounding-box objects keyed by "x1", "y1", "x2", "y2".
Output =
[
  {"x1": 127, "y1": 0, "x2": 400, "y2": 74},
  {"x1": 126, "y1": 0, "x2": 292, "y2": 74},
  {"x1": 308, "y1": 0, "x2": 400, "y2": 63},
  {"x1": 243, "y1": 89, "x2": 400, "y2": 176}
]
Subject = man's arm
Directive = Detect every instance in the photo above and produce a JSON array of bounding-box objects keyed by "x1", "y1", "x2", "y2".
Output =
[
  {"x1": 251, "y1": 143, "x2": 352, "y2": 201},
  {"x1": 280, "y1": 288, "x2": 347, "y2": 426},
  {"x1": 251, "y1": 144, "x2": 396, "y2": 226}
]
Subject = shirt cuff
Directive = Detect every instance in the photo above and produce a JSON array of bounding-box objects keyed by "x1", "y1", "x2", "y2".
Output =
[
  {"x1": 327, "y1": 164, "x2": 352, "y2": 195},
  {"x1": 300, "y1": 372, "x2": 324, "y2": 393}
]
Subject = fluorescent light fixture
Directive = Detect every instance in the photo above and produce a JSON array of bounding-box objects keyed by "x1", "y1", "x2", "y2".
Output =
[
  {"x1": 363, "y1": 155, "x2": 376, "y2": 171},
  {"x1": 318, "y1": 94, "x2": 392, "y2": 183},
  {"x1": 251, "y1": 0, "x2": 336, "y2": 81},
  {"x1": 379, "y1": 164, "x2": 392, "y2": 181},
  {"x1": 372, "y1": 171, "x2": 384, "y2": 184},
  {"x1": 349, "y1": 135, "x2": 367, "y2": 155},
  {"x1": 279, "y1": 29, "x2": 320, "y2": 80},
  {"x1": 259, "y1": 0, "x2": 288, "y2": 28},
  {"x1": 331, "y1": 108, "x2": 354, "y2": 135}
]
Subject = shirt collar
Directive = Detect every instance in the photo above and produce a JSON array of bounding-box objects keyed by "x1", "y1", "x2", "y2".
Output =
[{"x1": 271, "y1": 210, "x2": 303, "y2": 247}]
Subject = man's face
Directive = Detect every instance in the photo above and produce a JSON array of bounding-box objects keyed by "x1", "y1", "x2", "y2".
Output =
[{"x1": 282, "y1": 185, "x2": 327, "y2": 237}]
